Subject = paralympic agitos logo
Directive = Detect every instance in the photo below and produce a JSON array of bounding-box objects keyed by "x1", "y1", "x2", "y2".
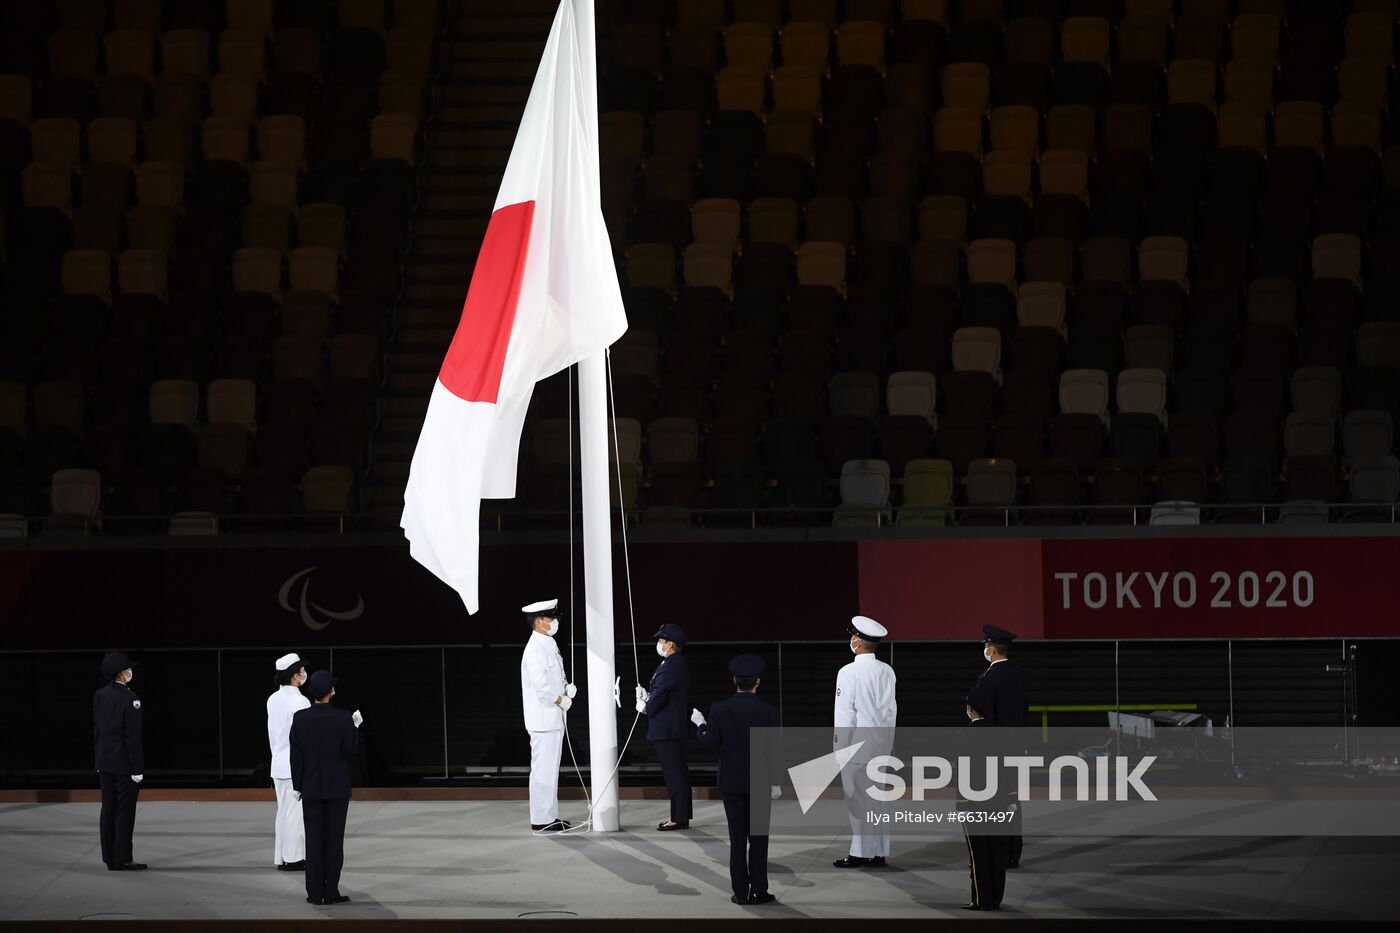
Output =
[{"x1": 277, "y1": 566, "x2": 365, "y2": 631}]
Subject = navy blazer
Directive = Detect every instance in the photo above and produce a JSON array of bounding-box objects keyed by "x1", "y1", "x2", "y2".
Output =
[
  {"x1": 93, "y1": 681, "x2": 144, "y2": 775},
  {"x1": 696, "y1": 692, "x2": 781, "y2": 795},
  {"x1": 289, "y1": 703, "x2": 358, "y2": 801},
  {"x1": 645, "y1": 653, "x2": 690, "y2": 741},
  {"x1": 969, "y1": 661, "x2": 1030, "y2": 727}
]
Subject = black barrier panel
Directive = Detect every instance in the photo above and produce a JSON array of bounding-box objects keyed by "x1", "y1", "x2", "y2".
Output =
[
  {"x1": 217, "y1": 649, "x2": 333, "y2": 782},
  {"x1": 328, "y1": 648, "x2": 444, "y2": 783},
  {"x1": 0, "y1": 639, "x2": 1379, "y2": 788}
]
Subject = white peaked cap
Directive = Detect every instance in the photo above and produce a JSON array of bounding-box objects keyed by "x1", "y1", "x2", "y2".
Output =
[
  {"x1": 851, "y1": 615, "x2": 888, "y2": 639},
  {"x1": 275, "y1": 652, "x2": 301, "y2": 671},
  {"x1": 522, "y1": 599, "x2": 559, "y2": 614}
]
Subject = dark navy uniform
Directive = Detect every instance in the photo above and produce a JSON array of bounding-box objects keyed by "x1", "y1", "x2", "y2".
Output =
[
  {"x1": 646, "y1": 623, "x2": 692, "y2": 828},
  {"x1": 290, "y1": 670, "x2": 358, "y2": 905},
  {"x1": 969, "y1": 624, "x2": 1030, "y2": 867},
  {"x1": 958, "y1": 717, "x2": 1009, "y2": 911},
  {"x1": 696, "y1": 654, "x2": 781, "y2": 905},
  {"x1": 93, "y1": 651, "x2": 144, "y2": 870}
]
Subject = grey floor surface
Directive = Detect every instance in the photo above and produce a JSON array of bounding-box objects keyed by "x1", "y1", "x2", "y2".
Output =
[{"x1": 0, "y1": 800, "x2": 1396, "y2": 921}]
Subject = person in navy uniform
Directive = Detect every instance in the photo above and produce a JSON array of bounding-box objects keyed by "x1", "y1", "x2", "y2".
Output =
[
  {"x1": 958, "y1": 697, "x2": 1010, "y2": 911},
  {"x1": 693, "y1": 654, "x2": 781, "y2": 906},
  {"x1": 94, "y1": 651, "x2": 146, "y2": 871},
  {"x1": 639, "y1": 623, "x2": 692, "y2": 831},
  {"x1": 969, "y1": 624, "x2": 1030, "y2": 867},
  {"x1": 290, "y1": 669, "x2": 362, "y2": 906}
]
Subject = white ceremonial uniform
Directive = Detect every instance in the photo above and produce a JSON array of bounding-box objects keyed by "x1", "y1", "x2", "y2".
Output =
[
  {"x1": 834, "y1": 652, "x2": 898, "y2": 858},
  {"x1": 266, "y1": 684, "x2": 311, "y2": 865},
  {"x1": 521, "y1": 630, "x2": 567, "y2": 826}
]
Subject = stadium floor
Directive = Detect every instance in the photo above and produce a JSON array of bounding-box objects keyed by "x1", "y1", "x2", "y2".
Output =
[{"x1": 0, "y1": 799, "x2": 1396, "y2": 925}]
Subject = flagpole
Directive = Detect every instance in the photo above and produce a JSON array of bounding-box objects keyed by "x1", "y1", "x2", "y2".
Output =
[{"x1": 578, "y1": 353, "x2": 621, "y2": 831}]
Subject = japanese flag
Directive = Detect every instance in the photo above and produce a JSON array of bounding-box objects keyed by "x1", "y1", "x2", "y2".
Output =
[{"x1": 402, "y1": 0, "x2": 626, "y2": 613}]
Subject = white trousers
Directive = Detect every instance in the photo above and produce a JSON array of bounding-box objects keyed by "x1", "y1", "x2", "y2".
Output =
[
  {"x1": 273, "y1": 777, "x2": 305, "y2": 865},
  {"x1": 528, "y1": 730, "x2": 564, "y2": 826},
  {"x1": 841, "y1": 764, "x2": 891, "y2": 858}
]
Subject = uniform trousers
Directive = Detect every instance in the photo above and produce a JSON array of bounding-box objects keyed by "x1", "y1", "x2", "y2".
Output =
[
  {"x1": 963, "y1": 825, "x2": 1008, "y2": 909},
  {"x1": 652, "y1": 739, "x2": 693, "y2": 823},
  {"x1": 722, "y1": 793, "x2": 769, "y2": 899},
  {"x1": 302, "y1": 796, "x2": 350, "y2": 903},
  {"x1": 273, "y1": 777, "x2": 305, "y2": 865},
  {"x1": 841, "y1": 763, "x2": 890, "y2": 858},
  {"x1": 528, "y1": 729, "x2": 564, "y2": 825},
  {"x1": 99, "y1": 772, "x2": 139, "y2": 868}
]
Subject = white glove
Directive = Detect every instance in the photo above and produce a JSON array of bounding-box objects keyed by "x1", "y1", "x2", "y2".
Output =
[
  {"x1": 635, "y1": 699, "x2": 646, "y2": 713},
  {"x1": 634, "y1": 684, "x2": 648, "y2": 703},
  {"x1": 690, "y1": 708, "x2": 705, "y2": 727},
  {"x1": 294, "y1": 791, "x2": 301, "y2": 801},
  {"x1": 558, "y1": 695, "x2": 573, "y2": 711},
  {"x1": 131, "y1": 774, "x2": 143, "y2": 783},
  {"x1": 565, "y1": 683, "x2": 578, "y2": 699},
  {"x1": 352, "y1": 710, "x2": 363, "y2": 728},
  {"x1": 770, "y1": 785, "x2": 782, "y2": 800}
]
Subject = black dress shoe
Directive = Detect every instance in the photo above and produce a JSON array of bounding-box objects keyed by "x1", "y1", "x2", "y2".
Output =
[
  {"x1": 870, "y1": 856, "x2": 886, "y2": 867},
  {"x1": 307, "y1": 896, "x2": 321, "y2": 904},
  {"x1": 325, "y1": 895, "x2": 350, "y2": 905},
  {"x1": 111, "y1": 861, "x2": 147, "y2": 871},
  {"x1": 657, "y1": 820, "x2": 689, "y2": 831},
  {"x1": 1007, "y1": 860, "x2": 1020, "y2": 868},
  {"x1": 748, "y1": 892, "x2": 777, "y2": 905},
  {"x1": 962, "y1": 903, "x2": 983, "y2": 911},
  {"x1": 730, "y1": 894, "x2": 748, "y2": 904},
  {"x1": 833, "y1": 856, "x2": 872, "y2": 868},
  {"x1": 531, "y1": 819, "x2": 572, "y2": 832},
  {"x1": 277, "y1": 860, "x2": 305, "y2": 871}
]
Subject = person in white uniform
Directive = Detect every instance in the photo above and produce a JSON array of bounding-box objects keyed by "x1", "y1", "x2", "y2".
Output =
[
  {"x1": 520, "y1": 599, "x2": 576, "y2": 832},
  {"x1": 267, "y1": 652, "x2": 311, "y2": 870},
  {"x1": 833, "y1": 615, "x2": 898, "y2": 868}
]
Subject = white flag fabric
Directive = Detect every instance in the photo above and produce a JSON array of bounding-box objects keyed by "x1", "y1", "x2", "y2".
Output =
[{"x1": 402, "y1": 0, "x2": 626, "y2": 613}]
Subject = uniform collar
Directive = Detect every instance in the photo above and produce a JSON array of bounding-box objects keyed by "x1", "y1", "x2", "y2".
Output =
[
  {"x1": 988, "y1": 658, "x2": 1008, "y2": 666},
  {"x1": 279, "y1": 684, "x2": 303, "y2": 694},
  {"x1": 528, "y1": 630, "x2": 555, "y2": 646},
  {"x1": 854, "y1": 652, "x2": 878, "y2": 663}
]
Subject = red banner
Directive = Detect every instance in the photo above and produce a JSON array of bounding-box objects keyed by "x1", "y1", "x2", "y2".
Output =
[{"x1": 854, "y1": 535, "x2": 1400, "y2": 640}]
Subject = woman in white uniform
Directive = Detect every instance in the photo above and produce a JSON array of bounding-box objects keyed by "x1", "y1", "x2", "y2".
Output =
[{"x1": 267, "y1": 652, "x2": 311, "y2": 870}]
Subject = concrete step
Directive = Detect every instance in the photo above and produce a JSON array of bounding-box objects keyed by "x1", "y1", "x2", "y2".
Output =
[
  {"x1": 458, "y1": 5, "x2": 556, "y2": 27},
  {"x1": 414, "y1": 236, "x2": 482, "y2": 257},
  {"x1": 381, "y1": 395, "x2": 431, "y2": 416},
  {"x1": 452, "y1": 37, "x2": 546, "y2": 60},
  {"x1": 441, "y1": 105, "x2": 525, "y2": 125},
  {"x1": 374, "y1": 461, "x2": 412, "y2": 483},
  {"x1": 419, "y1": 213, "x2": 488, "y2": 238},
  {"x1": 388, "y1": 370, "x2": 437, "y2": 395},
  {"x1": 440, "y1": 82, "x2": 531, "y2": 106},
  {"x1": 422, "y1": 192, "x2": 495, "y2": 213},
  {"x1": 423, "y1": 172, "x2": 500, "y2": 194},
  {"x1": 447, "y1": 58, "x2": 539, "y2": 80},
  {"x1": 427, "y1": 148, "x2": 510, "y2": 171},
  {"x1": 435, "y1": 127, "x2": 516, "y2": 148},
  {"x1": 398, "y1": 323, "x2": 455, "y2": 348},
  {"x1": 391, "y1": 349, "x2": 450, "y2": 371},
  {"x1": 399, "y1": 306, "x2": 463, "y2": 329},
  {"x1": 376, "y1": 440, "x2": 418, "y2": 460}
]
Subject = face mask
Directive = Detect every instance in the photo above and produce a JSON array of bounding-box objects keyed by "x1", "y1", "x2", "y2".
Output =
[
  {"x1": 656, "y1": 641, "x2": 668, "y2": 658},
  {"x1": 983, "y1": 647, "x2": 994, "y2": 663},
  {"x1": 850, "y1": 639, "x2": 860, "y2": 655},
  {"x1": 123, "y1": 669, "x2": 134, "y2": 684},
  {"x1": 545, "y1": 619, "x2": 559, "y2": 637}
]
